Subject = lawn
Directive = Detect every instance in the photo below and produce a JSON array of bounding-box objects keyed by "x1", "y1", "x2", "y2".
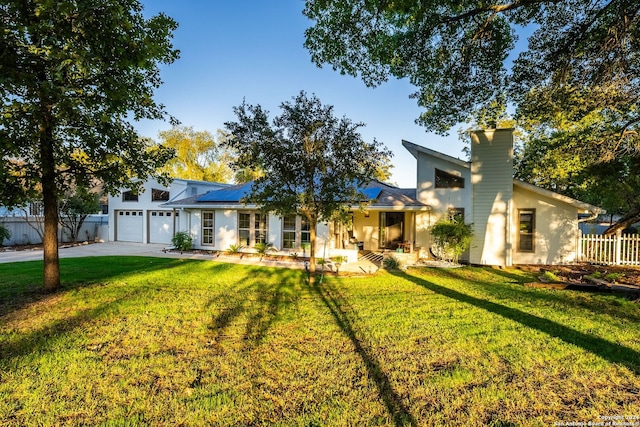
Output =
[{"x1": 1, "y1": 257, "x2": 639, "y2": 426}]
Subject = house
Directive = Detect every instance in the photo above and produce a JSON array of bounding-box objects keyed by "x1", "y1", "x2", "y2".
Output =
[
  {"x1": 404, "y1": 128, "x2": 604, "y2": 266},
  {"x1": 107, "y1": 178, "x2": 227, "y2": 244},
  {"x1": 161, "y1": 180, "x2": 430, "y2": 263},
  {"x1": 111, "y1": 129, "x2": 602, "y2": 267}
]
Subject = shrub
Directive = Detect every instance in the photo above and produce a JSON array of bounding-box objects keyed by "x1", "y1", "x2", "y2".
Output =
[
  {"x1": 430, "y1": 219, "x2": 474, "y2": 263},
  {"x1": 254, "y1": 242, "x2": 276, "y2": 259},
  {"x1": 382, "y1": 256, "x2": 400, "y2": 270},
  {"x1": 0, "y1": 224, "x2": 10, "y2": 246},
  {"x1": 605, "y1": 272, "x2": 623, "y2": 283},
  {"x1": 226, "y1": 243, "x2": 244, "y2": 254},
  {"x1": 541, "y1": 271, "x2": 561, "y2": 282},
  {"x1": 171, "y1": 231, "x2": 193, "y2": 252}
]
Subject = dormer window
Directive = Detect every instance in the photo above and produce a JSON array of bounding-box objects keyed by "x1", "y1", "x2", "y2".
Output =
[
  {"x1": 435, "y1": 169, "x2": 464, "y2": 188},
  {"x1": 152, "y1": 188, "x2": 170, "y2": 201}
]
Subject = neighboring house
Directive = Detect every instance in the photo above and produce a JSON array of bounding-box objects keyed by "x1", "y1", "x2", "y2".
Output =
[
  {"x1": 404, "y1": 129, "x2": 604, "y2": 266},
  {"x1": 110, "y1": 129, "x2": 602, "y2": 267},
  {"x1": 108, "y1": 178, "x2": 227, "y2": 244}
]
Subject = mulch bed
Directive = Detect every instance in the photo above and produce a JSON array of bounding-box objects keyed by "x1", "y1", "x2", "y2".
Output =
[{"x1": 518, "y1": 263, "x2": 640, "y2": 301}]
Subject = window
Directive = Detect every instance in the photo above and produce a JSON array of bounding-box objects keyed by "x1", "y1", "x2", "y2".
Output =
[
  {"x1": 152, "y1": 188, "x2": 170, "y2": 201},
  {"x1": 123, "y1": 191, "x2": 138, "y2": 202},
  {"x1": 255, "y1": 213, "x2": 267, "y2": 244},
  {"x1": 29, "y1": 202, "x2": 44, "y2": 216},
  {"x1": 202, "y1": 211, "x2": 215, "y2": 246},
  {"x1": 518, "y1": 209, "x2": 535, "y2": 252},
  {"x1": 447, "y1": 208, "x2": 465, "y2": 223},
  {"x1": 435, "y1": 169, "x2": 464, "y2": 188},
  {"x1": 238, "y1": 211, "x2": 268, "y2": 247},
  {"x1": 282, "y1": 215, "x2": 296, "y2": 249},
  {"x1": 301, "y1": 217, "x2": 311, "y2": 246},
  {"x1": 238, "y1": 212, "x2": 251, "y2": 246},
  {"x1": 282, "y1": 215, "x2": 311, "y2": 249}
]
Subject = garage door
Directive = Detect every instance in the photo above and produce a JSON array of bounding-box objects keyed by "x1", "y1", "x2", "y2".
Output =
[
  {"x1": 148, "y1": 210, "x2": 175, "y2": 244},
  {"x1": 116, "y1": 210, "x2": 143, "y2": 242}
]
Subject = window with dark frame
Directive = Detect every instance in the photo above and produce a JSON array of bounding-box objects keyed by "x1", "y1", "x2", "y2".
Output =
[
  {"x1": 447, "y1": 207, "x2": 465, "y2": 223},
  {"x1": 152, "y1": 188, "x2": 170, "y2": 202},
  {"x1": 122, "y1": 191, "x2": 138, "y2": 202},
  {"x1": 518, "y1": 209, "x2": 535, "y2": 252},
  {"x1": 435, "y1": 169, "x2": 465, "y2": 188}
]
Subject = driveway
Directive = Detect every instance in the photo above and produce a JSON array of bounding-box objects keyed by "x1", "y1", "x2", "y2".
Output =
[
  {"x1": 0, "y1": 241, "x2": 375, "y2": 273},
  {"x1": 0, "y1": 242, "x2": 173, "y2": 264}
]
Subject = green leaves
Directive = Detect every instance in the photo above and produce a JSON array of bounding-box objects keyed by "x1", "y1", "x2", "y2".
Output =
[{"x1": 225, "y1": 91, "x2": 392, "y2": 221}]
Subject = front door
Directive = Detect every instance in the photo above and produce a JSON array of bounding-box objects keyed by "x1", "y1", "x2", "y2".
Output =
[{"x1": 379, "y1": 212, "x2": 404, "y2": 249}]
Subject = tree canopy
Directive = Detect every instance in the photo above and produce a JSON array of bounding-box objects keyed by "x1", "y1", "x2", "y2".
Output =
[
  {"x1": 158, "y1": 126, "x2": 234, "y2": 183},
  {"x1": 0, "y1": 0, "x2": 179, "y2": 289},
  {"x1": 224, "y1": 91, "x2": 392, "y2": 276},
  {"x1": 304, "y1": 0, "x2": 640, "y2": 229}
]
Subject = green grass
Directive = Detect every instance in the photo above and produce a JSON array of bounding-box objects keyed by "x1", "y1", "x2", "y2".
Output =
[{"x1": 1, "y1": 258, "x2": 639, "y2": 426}]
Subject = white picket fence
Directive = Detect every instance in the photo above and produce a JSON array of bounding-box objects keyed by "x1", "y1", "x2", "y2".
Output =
[{"x1": 578, "y1": 233, "x2": 640, "y2": 265}]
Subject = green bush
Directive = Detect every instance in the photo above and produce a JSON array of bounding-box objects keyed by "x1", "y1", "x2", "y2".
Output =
[
  {"x1": 226, "y1": 243, "x2": 245, "y2": 254},
  {"x1": 382, "y1": 256, "x2": 400, "y2": 270},
  {"x1": 430, "y1": 219, "x2": 474, "y2": 263},
  {"x1": 0, "y1": 224, "x2": 10, "y2": 246},
  {"x1": 254, "y1": 242, "x2": 276, "y2": 259},
  {"x1": 171, "y1": 231, "x2": 193, "y2": 251}
]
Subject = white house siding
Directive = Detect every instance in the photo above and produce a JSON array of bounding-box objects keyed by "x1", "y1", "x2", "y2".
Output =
[
  {"x1": 511, "y1": 187, "x2": 580, "y2": 265},
  {"x1": 469, "y1": 129, "x2": 514, "y2": 266},
  {"x1": 416, "y1": 151, "x2": 472, "y2": 217},
  {"x1": 109, "y1": 178, "x2": 181, "y2": 243},
  {"x1": 216, "y1": 209, "x2": 237, "y2": 251},
  {"x1": 109, "y1": 178, "x2": 226, "y2": 244}
]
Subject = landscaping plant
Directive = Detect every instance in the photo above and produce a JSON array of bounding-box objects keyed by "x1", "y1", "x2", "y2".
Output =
[
  {"x1": 430, "y1": 218, "x2": 474, "y2": 263},
  {"x1": 171, "y1": 231, "x2": 193, "y2": 252}
]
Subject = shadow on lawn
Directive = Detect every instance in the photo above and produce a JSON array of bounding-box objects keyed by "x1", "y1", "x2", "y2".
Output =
[
  {"x1": 312, "y1": 278, "x2": 418, "y2": 427},
  {"x1": 398, "y1": 269, "x2": 640, "y2": 375},
  {"x1": 0, "y1": 256, "x2": 188, "y2": 318},
  {"x1": 0, "y1": 289, "x2": 139, "y2": 362},
  {"x1": 207, "y1": 266, "x2": 304, "y2": 351},
  {"x1": 439, "y1": 267, "x2": 640, "y2": 324}
]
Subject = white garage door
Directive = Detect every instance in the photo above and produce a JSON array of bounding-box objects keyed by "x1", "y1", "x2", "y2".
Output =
[
  {"x1": 148, "y1": 210, "x2": 176, "y2": 244},
  {"x1": 116, "y1": 210, "x2": 143, "y2": 242}
]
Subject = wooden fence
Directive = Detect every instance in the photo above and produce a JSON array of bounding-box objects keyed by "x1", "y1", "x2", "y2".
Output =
[{"x1": 578, "y1": 233, "x2": 640, "y2": 265}]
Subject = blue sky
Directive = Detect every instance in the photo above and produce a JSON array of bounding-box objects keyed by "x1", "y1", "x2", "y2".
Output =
[{"x1": 137, "y1": 1, "x2": 470, "y2": 188}]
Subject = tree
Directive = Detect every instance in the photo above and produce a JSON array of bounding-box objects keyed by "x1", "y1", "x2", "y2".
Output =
[
  {"x1": 0, "y1": 1, "x2": 178, "y2": 290},
  {"x1": 59, "y1": 187, "x2": 101, "y2": 243},
  {"x1": 224, "y1": 91, "x2": 392, "y2": 279},
  {"x1": 158, "y1": 126, "x2": 234, "y2": 183},
  {"x1": 304, "y1": 0, "x2": 640, "y2": 229}
]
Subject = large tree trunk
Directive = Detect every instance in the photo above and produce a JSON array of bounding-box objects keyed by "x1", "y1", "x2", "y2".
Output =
[{"x1": 40, "y1": 111, "x2": 60, "y2": 291}]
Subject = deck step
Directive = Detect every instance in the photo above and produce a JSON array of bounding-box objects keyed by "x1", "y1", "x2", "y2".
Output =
[{"x1": 359, "y1": 252, "x2": 384, "y2": 265}]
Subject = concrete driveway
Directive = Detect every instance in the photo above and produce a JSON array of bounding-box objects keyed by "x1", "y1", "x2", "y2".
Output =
[
  {"x1": 0, "y1": 241, "x2": 374, "y2": 273},
  {"x1": 0, "y1": 242, "x2": 174, "y2": 264}
]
